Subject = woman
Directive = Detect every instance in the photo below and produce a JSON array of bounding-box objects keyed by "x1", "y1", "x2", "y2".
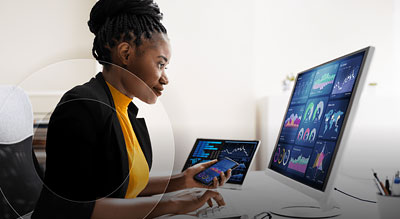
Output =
[{"x1": 32, "y1": 0, "x2": 231, "y2": 218}]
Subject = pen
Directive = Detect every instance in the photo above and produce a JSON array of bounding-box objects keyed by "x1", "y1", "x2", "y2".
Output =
[
  {"x1": 372, "y1": 169, "x2": 389, "y2": 196},
  {"x1": 393, "y1": 171, "x2": 400, "y2": 196},
  {"x1": 385, "y1": 177, "x2": 391, "y2": 195},
  {"x1": 373, "y1": 177, "x2": 385, "y2": 195}
]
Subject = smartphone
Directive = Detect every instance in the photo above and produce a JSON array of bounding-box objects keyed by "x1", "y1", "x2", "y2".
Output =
[{"x1": 194, "y1": 157, "x2": 239, "y2": 186}]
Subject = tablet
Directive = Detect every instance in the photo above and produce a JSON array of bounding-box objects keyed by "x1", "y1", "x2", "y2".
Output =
[{"x1": 182, "y1": 138, "x2": 260, "y2": 189}]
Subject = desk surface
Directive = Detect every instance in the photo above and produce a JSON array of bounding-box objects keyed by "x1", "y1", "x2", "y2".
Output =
[{"x1": 170, "y1": 171, "x2": 380, "y2": 219}]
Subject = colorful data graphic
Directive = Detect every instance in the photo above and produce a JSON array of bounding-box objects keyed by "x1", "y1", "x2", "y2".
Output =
[
  {"x1": 269, "y1": 49, "x2": 367, "y2": 192},
  {"x1": 318, "y1": 99, "x2": 349, "y2": 140},
  {"x1": 284, "y1": 113, "x2": 301, "y2": 128},
  {"x1": 331, "y1": 55, "x2": 363, "y2": 98},
  {"x1": 218, "y1": 141, "x2": 257, "y2": 184},
  {"x1": 191, "y1": 141, "x2": 221, "y2": 160},
  {"x1": 291, "y1": 71, "x2": 315, "y2": 105},
  {"x1": 183, "y1": 140, "x2": 223, "y2": 170},
  {"x1": 196, "y1": 158, "x2": 237, "y2": 185},
  {"x1": 295, "y1": 97, "x2": 328, "y2": 147},
  {"x1": 303, "y1": 99, "x2": 326, "y2": 123},
  {"x1": 310, "y1": 64, "x2": 339, "y2": 97},
  {"x1": 296, "y1": 127, "x2": 317, "y2": 144},
  {"x1": 305, "y1": 141, "x2": 335, "y2": 184},
  {"x1": 287, "y1": 146, "x2": 312, "y2": 176},
  {"x1": 272, "y1": 144, "x2": 293, "y2": 170},
  {"x1": 280, "y1": 105, "x2": 305, "y2": 144}
]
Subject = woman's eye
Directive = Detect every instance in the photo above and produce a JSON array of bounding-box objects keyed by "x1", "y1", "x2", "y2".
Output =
[{"x1": 158, "y1": 63, "x2": 165, "y2": 69}]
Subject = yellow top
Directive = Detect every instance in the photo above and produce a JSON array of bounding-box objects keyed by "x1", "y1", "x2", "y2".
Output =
[{"x1": 106, "y1": 81, "x2": 149, "y2": 199}]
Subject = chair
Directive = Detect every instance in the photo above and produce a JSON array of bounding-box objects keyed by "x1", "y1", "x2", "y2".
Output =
[{"x1": 0, "y1": 86, "x2": 43, "y2": 219}]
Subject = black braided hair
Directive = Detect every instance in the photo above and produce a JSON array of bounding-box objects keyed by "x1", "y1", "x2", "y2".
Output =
[{"x1": 88, "y1": 0, "x2": 167, "y2": 67}]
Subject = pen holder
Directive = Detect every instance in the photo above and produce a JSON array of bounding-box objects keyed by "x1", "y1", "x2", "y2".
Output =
[{"x1": 376, "y1": 193, "x2": 400, "y2": 219}]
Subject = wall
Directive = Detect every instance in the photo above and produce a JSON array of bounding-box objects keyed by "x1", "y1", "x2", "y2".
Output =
[
  {"x1": 157, "y1": 0, "x2": 258, "y2": 172},
  {"x1": 1, "y1": 0, "x2": 399, "y2": 174},
  {"x1": 253, "y1": 0, "x2": 400, "y2": 172},
  {"x1": 254, "y1": 0, "x2": 396, "y2": 97},
  {"x1": 157, "y1": 0, "x2": 400, "y2": 172},
  {"x1": 0, "y1": 0, "x2": 96, "y2": 86}
]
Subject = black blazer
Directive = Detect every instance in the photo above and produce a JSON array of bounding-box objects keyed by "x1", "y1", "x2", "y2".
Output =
[{"x1": 32, "y1": 73, "x2": 152, "y2": 219}]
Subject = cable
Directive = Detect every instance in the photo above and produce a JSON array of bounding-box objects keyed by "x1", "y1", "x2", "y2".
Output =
[
  {"x1": 334, "y1": 187, "x2": 376, "y2": 203},
  {"x1": 254, "y1": 212, "x2": 272, "y2": 219}
]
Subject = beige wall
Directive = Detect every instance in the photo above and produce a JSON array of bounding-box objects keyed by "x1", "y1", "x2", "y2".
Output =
[
  {"x1": 0, "y1": 0, "x2": 98, "y2": 120},
  {"x1": 1, "y1": 0, "x2": 399, "y2": 173},
  {"x1": 0, "y1": 0, "x2": 96, "y2": 86},
  {"x1": 157, "y1": 0, "x2": 258, "y2": 172},
  {"x1": 254, "y1": 0, "x2": 397, "y2": 97}
]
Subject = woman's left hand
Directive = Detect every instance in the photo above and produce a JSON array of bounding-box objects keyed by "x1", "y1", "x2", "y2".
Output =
[{"x1": 181, "y1": 159, "x2": 232, "y2": 189}]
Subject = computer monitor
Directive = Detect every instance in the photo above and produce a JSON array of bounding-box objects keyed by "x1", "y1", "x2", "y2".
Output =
[{"x1": 265, "y1": 47, "x2": 374, "y2": 218}]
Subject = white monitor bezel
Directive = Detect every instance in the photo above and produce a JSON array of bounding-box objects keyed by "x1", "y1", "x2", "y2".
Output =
[{"x1": 264, "y1": 46, "x2": 374, "y2": 208}]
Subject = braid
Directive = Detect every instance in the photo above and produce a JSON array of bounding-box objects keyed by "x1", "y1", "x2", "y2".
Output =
[{"x1": 88, "y1": 0, "x2": 167, "y2": 67}]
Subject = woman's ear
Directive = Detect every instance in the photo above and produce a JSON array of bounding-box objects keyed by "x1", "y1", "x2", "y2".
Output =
[{"x1": 117, "y1": 42, "x2": 133, "y2": 66}]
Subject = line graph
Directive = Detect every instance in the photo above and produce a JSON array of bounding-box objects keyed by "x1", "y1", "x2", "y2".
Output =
[
  {"x1": 221, "y1": 146, "x2": 249, "y2": 157},
  {"x1": 219, "y1": 142, "x2": 255, "y2": 159},
  {"x1": 287, "y1": 146, "x2": 312, "y2": 176},
  {"x1": 288, "y1": 154, "x2": 309, "y2": 174}
]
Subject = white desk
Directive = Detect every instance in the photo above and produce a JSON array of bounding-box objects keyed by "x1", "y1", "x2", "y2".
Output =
[{"x1": 170, "y1": 171, "x2": 380, "y2": 218}]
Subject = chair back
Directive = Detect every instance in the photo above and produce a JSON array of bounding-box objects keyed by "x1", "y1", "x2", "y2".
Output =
[{"x1": 0, "y1": 86, "x2": 43, "y2": 219}]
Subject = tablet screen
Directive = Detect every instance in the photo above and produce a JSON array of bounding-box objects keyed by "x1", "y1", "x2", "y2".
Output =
[{"x1": 182, "y1": 139, "x2": 259, "y2": 185}]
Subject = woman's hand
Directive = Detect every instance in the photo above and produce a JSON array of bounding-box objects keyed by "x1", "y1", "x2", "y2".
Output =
[
  {"x1": 181, "y1": 160, "x2": 232, "y2": 189},
  {"x1": 168, "y1": 189, "x2": 225, "y2": 215}
]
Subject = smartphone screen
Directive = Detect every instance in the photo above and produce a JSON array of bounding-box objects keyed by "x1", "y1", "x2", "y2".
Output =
[{"x1": 194, "y1": 158, "x2": 239, "y2": 185}]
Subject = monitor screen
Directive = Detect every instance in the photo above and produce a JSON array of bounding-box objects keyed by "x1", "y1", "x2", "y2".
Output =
[
  {"x1": 268, "y1": 49, "x2": 368, "y2": 191},
  {"x1": 182, "y1": 139, "x2": 259, "y2": 185}
]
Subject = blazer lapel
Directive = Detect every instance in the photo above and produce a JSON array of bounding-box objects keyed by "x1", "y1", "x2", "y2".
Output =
[
  {"x1": 128, "y1": 104, "x2": 153, "y2": 170},
  {"x1": 95, "y1": 73, "x2": 130, "y2": 194}
]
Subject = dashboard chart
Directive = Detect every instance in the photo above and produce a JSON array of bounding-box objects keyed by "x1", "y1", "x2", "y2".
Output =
[
  {"x1": 318, "y1": 99, "x2": 349, "y2": 140},
  {"x1": 269, "y1": 50, "x2": 367, "y2": 191},
  {"x1": 287, "y1": 146, "x2": 312, "y2": 176},
  {"x1": 291, "y1": 71, "x2": 315, "y2": 105},
  {"x1": 332, "y1": 55, "x2": 363, "y2": 98},
  {"x1": 295, "y1": 97, "x2": 328, "y2": 147},
  {"x1": 305, "y1": 141, "x2": 335, "y2": 184},
  {"x1": 280, "y1": 105, "x2": 305, "y2": 144},
  {"x1": 219, "y1": 141, "x2": 257, "y2": 184},
  {"x1": 183, "y1": 140, "x2": 223, "y2": 170},
  {"x1": 183, "y1": 139, "x2": 259, "y2": 185},
  {"x1": 310, "y1": 64, "x2": 339, "y2": 97},
  {"x1": 271, "y1": 144, "x2": 293, "y2": 170}
]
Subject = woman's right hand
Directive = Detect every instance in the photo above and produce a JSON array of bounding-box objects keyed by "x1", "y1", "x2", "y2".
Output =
[{"x1": 169, "y1": 189, "x2": 225, "y2": 215}]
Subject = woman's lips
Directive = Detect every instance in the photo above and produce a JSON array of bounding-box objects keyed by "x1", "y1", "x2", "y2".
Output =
[{"x1": 153, "y1": 88, "x2": 163, "y2": 96}]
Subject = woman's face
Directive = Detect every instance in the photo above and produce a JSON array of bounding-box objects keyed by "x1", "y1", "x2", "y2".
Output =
[{"x1": 123, "y1": 33, "x2": 171, "y2": 98}]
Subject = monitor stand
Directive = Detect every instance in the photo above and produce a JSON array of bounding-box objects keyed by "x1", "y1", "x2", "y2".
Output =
[{"x1": 269, "y1": 201, "x2": 341, "y2": 218}]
